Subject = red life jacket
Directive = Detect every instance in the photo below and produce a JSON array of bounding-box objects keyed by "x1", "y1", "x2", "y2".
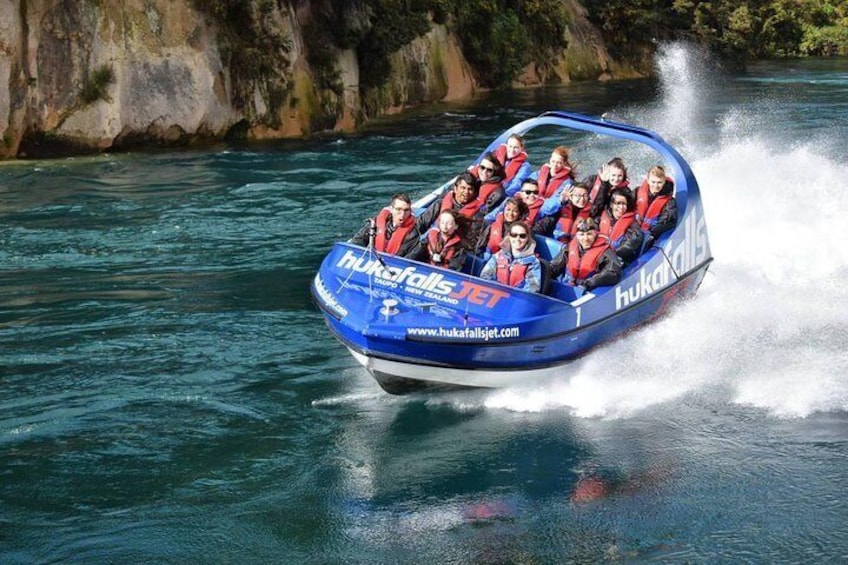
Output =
[
  {"x1": 374, "y1": 208, "x2": 415, "y2": 254},
  {"x1": 599, "y1": 210, "x2": 636, "y2": 248},
  {"x1": 590, "y1": 176, "x2": 629, "y2": 204},
  {"x1": 487, "y1": 214, "x2": 507, "y2": 254},
  {"x1": 524, "y1": 197, "x2": 545, "y2": 224},
  {"x1": 566, "y1": 235, "x2": 611, "y2": 281},
  {"x1": 427, "y1": 229, "x2": 462, "y2": 268},
  {"x1": 478, "y1": 180, "x2": 504, "y2": 205},
  {"x1": 440, "y1": 191, "x2": 483, "y2": 219},
  {"x1": 495, "y1": 253, "x2": 529, "y2": 287},
  {"x1": 554, "y1": 204, "x2": 591, "y2": 243},
  {"x1": 537, "y1": 164, "x2": 573, "y2": 199},
  {"x1": 635, "y1": 177, "x2": 674, "y2": 228},
  {"x1": 494, "y1": 144, "x2": 529, "y2": 182}
]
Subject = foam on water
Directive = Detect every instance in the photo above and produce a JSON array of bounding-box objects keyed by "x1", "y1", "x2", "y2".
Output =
[{"x1": 486, "y1": 43, "x2": 848, "y2": 419}]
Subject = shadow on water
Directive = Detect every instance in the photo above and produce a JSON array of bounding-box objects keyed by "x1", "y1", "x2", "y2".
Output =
[{"x1": 313, "y1": 392, "x2": 684, "y2": 562}]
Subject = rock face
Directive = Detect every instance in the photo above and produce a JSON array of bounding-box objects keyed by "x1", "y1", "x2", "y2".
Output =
[
  {"x1": 0, "y1": 0, "x2": 628, "y2": 159},
  {"x1": 1, "y1": 0, "x2": 238, "y2": 157}
]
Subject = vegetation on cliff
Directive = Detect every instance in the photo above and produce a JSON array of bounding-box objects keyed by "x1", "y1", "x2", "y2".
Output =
[
  {"x1": 305, "y1": 0, "x2": 569, "y2": 90},
  {"x1": 584, "y1": 0, "x2": 848, "y2": 69},
  {"x1": 192, "y1": 0, "x2": 292, "y2": 124},
  {"x1": 202, "y1": 0, "x2": 845, "y2": 116}
]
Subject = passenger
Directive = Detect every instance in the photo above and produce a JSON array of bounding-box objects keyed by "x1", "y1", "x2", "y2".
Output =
[
  {"x1": 635, "y1": 165, "x2": 678, "y2": 246},
  {"x1": 414, "y1": 209, "x2": 468, "y2": 271},
  {"x1": 479, "y1": 220, "x2": 542, "y2": 293},
  {"x1": 533, "y1": 182, "x2": 593, "y2": 244},
  {"x1": 532, "y1": 146, "x2": 575, "y2": 199},
  {"x1": 349, "y1": 192, "x2": 422, "y2": 257},
  {"x1": 599, "y1": 188, "x2": 644, "y2": 265},
  {"x1": 416, "y1": 172, "x2": 485, "y2": 240},
  {"x1": 552, "y1": 218, "x2": 621, "y2": 291},
  {"x1": 471, "y1": 152, "x2": 507, "y2": 212},
  {"x1": 475, "y1": 197, "x2": 529, "y2": 259},
  {"x1": 580, "y1": 157, "x2": 631, "y2": 214},
  {"x1": 516, "y1": 179, "x2": 545, "y2": 224},
  {"x1": 494, "y1": 133, "x2": 533, "y2": 196}
]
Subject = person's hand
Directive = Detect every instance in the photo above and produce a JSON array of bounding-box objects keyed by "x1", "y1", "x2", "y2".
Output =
[
  {"x1": 561, "y1": 185, "x2": 573, "y2": 203},
  {"x1": 599, "y1": 163, "x2": 610, "y2": 182}
]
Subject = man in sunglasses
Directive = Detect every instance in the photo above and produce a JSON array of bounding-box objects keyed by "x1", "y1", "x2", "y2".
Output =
[
  {"x1": 350, "y1": 192, "x2": 423, "y2": 258},
  {"x1": 483, "y1": 178, "x2": 543, "y2": 224},
  {"x1": 479, "y1": 220, "x2": 542, "y2": 293},
  {"x1": 550, "y1": 218, "x2": 621, "y2": 292}
]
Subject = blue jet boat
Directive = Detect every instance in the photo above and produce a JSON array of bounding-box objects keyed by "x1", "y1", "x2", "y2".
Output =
[{"x1": 311, "y1": 111, "x2": 712, "y2": 394}]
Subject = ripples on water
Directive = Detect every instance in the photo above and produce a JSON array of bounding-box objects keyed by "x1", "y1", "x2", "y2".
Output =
[{"x1": 1, "y1": 46, "x2": 847, "y2": 562}]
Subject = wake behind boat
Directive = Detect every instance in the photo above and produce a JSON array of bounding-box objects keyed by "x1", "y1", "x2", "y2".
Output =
[{"x1": 311, "y1": 111, "x2": 712, "y2": 394}]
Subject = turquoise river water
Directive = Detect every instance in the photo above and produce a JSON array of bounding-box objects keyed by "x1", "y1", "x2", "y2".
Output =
[{"x1": 2, "y1": 45, "x2": 846, "y2": 563}]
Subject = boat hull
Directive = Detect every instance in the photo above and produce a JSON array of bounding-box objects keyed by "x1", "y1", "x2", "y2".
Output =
[{"x1": 316, "y1": 261, "x2": 710, "y2": 393}]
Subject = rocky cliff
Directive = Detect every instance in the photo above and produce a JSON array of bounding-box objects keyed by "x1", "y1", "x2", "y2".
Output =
[{"x1": 0, "y1": 0, "x2": 631, "y2": 159}]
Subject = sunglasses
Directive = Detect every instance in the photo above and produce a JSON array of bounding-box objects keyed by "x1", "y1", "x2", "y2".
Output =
[
  {"x1": 522, "y1": 189, "x2": 539, "y2": 195},
  {"x1": 478, "y1": 164, "x2": 495, "y2": 173},
  {"x1": 509, "y1": 232, "x2": 528, "y2": 239}
]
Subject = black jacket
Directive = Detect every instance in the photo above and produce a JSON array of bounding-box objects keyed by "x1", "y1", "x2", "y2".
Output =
[{"x1": 549, "y1": 242, "x2": 622, "y2": 290}]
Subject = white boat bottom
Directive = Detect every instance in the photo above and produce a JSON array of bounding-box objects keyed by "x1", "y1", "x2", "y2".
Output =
[{"x1": 348, "y1": 348, "x2": 571, "y2": 394}]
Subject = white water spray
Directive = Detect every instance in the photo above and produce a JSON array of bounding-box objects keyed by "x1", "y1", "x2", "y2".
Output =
[{"x1": 486, "y1": 43, "x2": 848, "y2": 419}]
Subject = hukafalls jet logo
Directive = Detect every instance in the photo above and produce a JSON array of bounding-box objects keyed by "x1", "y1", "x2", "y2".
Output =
[
  {"x1": 615, "y1": 209, "x2": 709, "y2": 310},
  {"x1": 335, "y1": 250, "x2": 510, "y2": 308}
]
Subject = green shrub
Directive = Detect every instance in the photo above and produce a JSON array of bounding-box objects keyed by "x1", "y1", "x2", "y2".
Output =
[
  {"x1": 357, "y1": 0, "x2": 433, "y2": 88},
  {"x1": 454, "y1": 4, "x2": 529, "y2": 88},
  {"x1": 801, "y1": 23, "x2": 848, "y2": 55},
  {"x1": 451, "y1": 0, "x2": 569, "y2": 88},
  {"x1": 80, "y1": 65, "x2": 115, "y2": 105},
  {"x1": 588, "y1": 0, "x2": 848, "y2": 62},
  {"x1": 193, "y1": 0, "x2": 292, "y2": 115},
  {"x1": 303, "y1": 23, "x2": 344, "y2": 96}
]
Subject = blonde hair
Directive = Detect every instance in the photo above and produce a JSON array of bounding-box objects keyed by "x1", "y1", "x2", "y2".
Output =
[{"x1": 648, "y1": 165, "x2": 666, "y2": 179}]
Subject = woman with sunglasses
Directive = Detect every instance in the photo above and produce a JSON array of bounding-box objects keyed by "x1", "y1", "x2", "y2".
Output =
[
  {"x1": 516, "y1": 179, "x2": 545, "y2": 224},
  {"x1": 479, "y1": 220, "x2": 542, "y2": 293}
]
